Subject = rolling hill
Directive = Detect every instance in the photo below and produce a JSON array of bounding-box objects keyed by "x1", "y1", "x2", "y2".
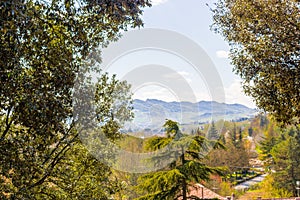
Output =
[{"x1": 123, "y1": 99, "x2": 257, "y2": 133}]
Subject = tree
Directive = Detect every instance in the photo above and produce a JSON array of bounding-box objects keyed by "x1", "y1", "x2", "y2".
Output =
[
  {"x1": 207, "y1": 121, "x2": 219, "y2": 140},
  {"x1": 135, "y1": 120, "x2": 224, "y2": 200},
  {"x1": 0, "y1": 73, "x2": 133, "y2": 199},
  {"x1": 245, "y1": 175, "x2": 293, "y2": 198},
  {"x1": 0, "y1": 0, "x2": 150, "y2": 198},
  {"x1": 248, "y1": 127, "x2": 253, "y2": 137},
  {"x1": 238, "y1": 127, "x2": 243, "y2": 141},
  {"x1": 231, "y1": 123, "x2": 237, "y2": 143},
  {"x1": 257, "y1": 119, "x2": 300, "y2": 196},
  {"x1": 212, "y1": 0, "x2": 300, "y2": 124},
  {"x1": 258, "y1": 120, "x2": 279, "y2": 163},
  {"x1": 270, "y1": 128, "x2": 300, "y2": 196},
  {"x1": 38, "y1": 143, "x2": 121, "y2": 199},
  {"x1": 205, "y1": 136, "x2": 249, "y2": 174}
]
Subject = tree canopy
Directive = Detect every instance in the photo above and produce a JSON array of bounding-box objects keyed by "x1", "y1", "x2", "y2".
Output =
[
  {"x1": 212, "y1": 0, "x2": 300, "y2": 125},
  {"x1": 136, "y1": 120, "x2": 224, "y2": 200},
  {"x1": 258, "y1": 122, "x2": 300, "y2": 196},
  {"x1": 0, "y1": 0, "x2": 150, "y2": 198}
]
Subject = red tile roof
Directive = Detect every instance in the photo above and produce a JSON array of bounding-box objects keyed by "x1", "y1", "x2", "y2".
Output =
[{"x1": 178, "y1": 183, "x2": 226, "y2": 200}]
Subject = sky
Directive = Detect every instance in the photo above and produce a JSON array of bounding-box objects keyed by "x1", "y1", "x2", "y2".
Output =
[{"x1": 101, "y1": 0, "x2": 256, "y2": 108}]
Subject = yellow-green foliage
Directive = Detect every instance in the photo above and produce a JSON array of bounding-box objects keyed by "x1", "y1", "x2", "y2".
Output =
[
  {"x1": 144, "y1": 136, "x2": 173, "y2": 151},
  {"x1": 219, "y1": 181, "x2": 235, "y2": 197},
  {"x1": 247, "y1": 175, "x2": 293, "y2": 198},
  {"x1": 117, "y1": 135, "x2": 145, "y2": 153},
  {"x1": 212, "y1": 0, "x2": 300, "y2": 124}
]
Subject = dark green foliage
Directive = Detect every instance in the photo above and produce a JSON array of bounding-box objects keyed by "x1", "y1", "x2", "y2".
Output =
[
  {"x1": 0, "y1": 73, "x2": 133, "y2": 199},
  {"x1": 207, "y1": 121, "x2": 219, "y2": 140},
  {"x1": 135, "y1": 120, "x2": 224, "y2": 200},
  {"x1": 231, "y1": 123, "x2": 237, "y2": 143},
  {"x1": 238, "y1": 127, "x2": 242, "y2": 142},
  {"x1": 259, "y1": 115, "x2": 268, "y2": 128},
  {"x1": 259, "y1": 136, "x2": 278, "y2": 161},
  {"x1": 0, "y1": 0, "x2": 150, "y2": 198},
  {"x1": 248, "y1": 127, "x2": 253, "y2": 137},
  {"x1": 258, "y1": 119, "x2": 300, "y2": 196},
  {"x1": 164, "y1": 120, "x2": 180, "y2": 134},
  {"x1": 270, "y1": 128, "x2": 300, "y2": 195},
  {"x1": 212, "y1": 0, "x2": 300, "y2": 125}
]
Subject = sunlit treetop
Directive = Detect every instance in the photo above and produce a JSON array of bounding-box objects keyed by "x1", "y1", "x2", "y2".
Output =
[{"x1": 212, "y1": 0, "x2": 300, "y2": 125}]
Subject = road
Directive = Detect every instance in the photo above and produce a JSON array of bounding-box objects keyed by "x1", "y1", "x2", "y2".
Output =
[{"x1": 234, "y1": 174, "x2": 267, "y2": 190}]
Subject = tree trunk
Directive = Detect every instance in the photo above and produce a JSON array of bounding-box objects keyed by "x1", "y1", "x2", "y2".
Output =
[{"x1": 181, "y1": 146, "x2": 187, "y2": 200}]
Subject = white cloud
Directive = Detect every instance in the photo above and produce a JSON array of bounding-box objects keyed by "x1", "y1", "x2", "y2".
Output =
[
  {"x1": 178, "y1": 71, "x2": 192, "y2": 83},
  {"x1": 151, "y1": 0, "x2": 169, "y2": 6},
  {"x1": 133, "y1": 85, "x2": 178, "y2": 102},
  {"x1": 178, "y1": 71, "x2": 189, "y2": 76},
  {"x1": 216, "y1": 50, "x2": 229, "y2": 59},
  {"x1": 224, "y1": 79, "x2": 256, "y2": 108},
  {"x1": 162, "y1": 71, "x2": 192, "y2": 84}
]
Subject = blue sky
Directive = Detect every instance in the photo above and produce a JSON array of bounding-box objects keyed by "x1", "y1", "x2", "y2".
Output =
[{"x1": 102, "y1": 0, "x2": 256, "y2": 108}]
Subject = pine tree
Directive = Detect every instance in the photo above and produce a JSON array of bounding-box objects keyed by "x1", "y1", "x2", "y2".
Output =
[
  {"x1": 207, "y1": 121, "x2": 219, "y2": 140},
  {"x1": 271, "y1": 129, "x2": 300, "y2": 196},
  {"x1": 231, "y1": 123, "x2": 237, "y2": 143},
  {"x1": 238, "y1": 127, "x2": 243, "y2": 141},
  {"x1": 136, "y1": 120, "x2": 224, "y2": 200}
]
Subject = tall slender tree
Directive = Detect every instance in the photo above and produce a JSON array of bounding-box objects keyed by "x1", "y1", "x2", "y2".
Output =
[{"x1": 207, "y1": 121, "x2": 219, "y2": 140}]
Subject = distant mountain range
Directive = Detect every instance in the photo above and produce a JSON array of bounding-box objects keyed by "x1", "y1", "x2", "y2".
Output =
[{"x1": 124, "y1": 99, "x2": 257, "y2": 133}]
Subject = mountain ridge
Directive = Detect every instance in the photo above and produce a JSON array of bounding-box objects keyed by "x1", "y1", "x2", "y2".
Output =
[{"x1": 124, "y1": 99, "x2": 257, "y2": 133}]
